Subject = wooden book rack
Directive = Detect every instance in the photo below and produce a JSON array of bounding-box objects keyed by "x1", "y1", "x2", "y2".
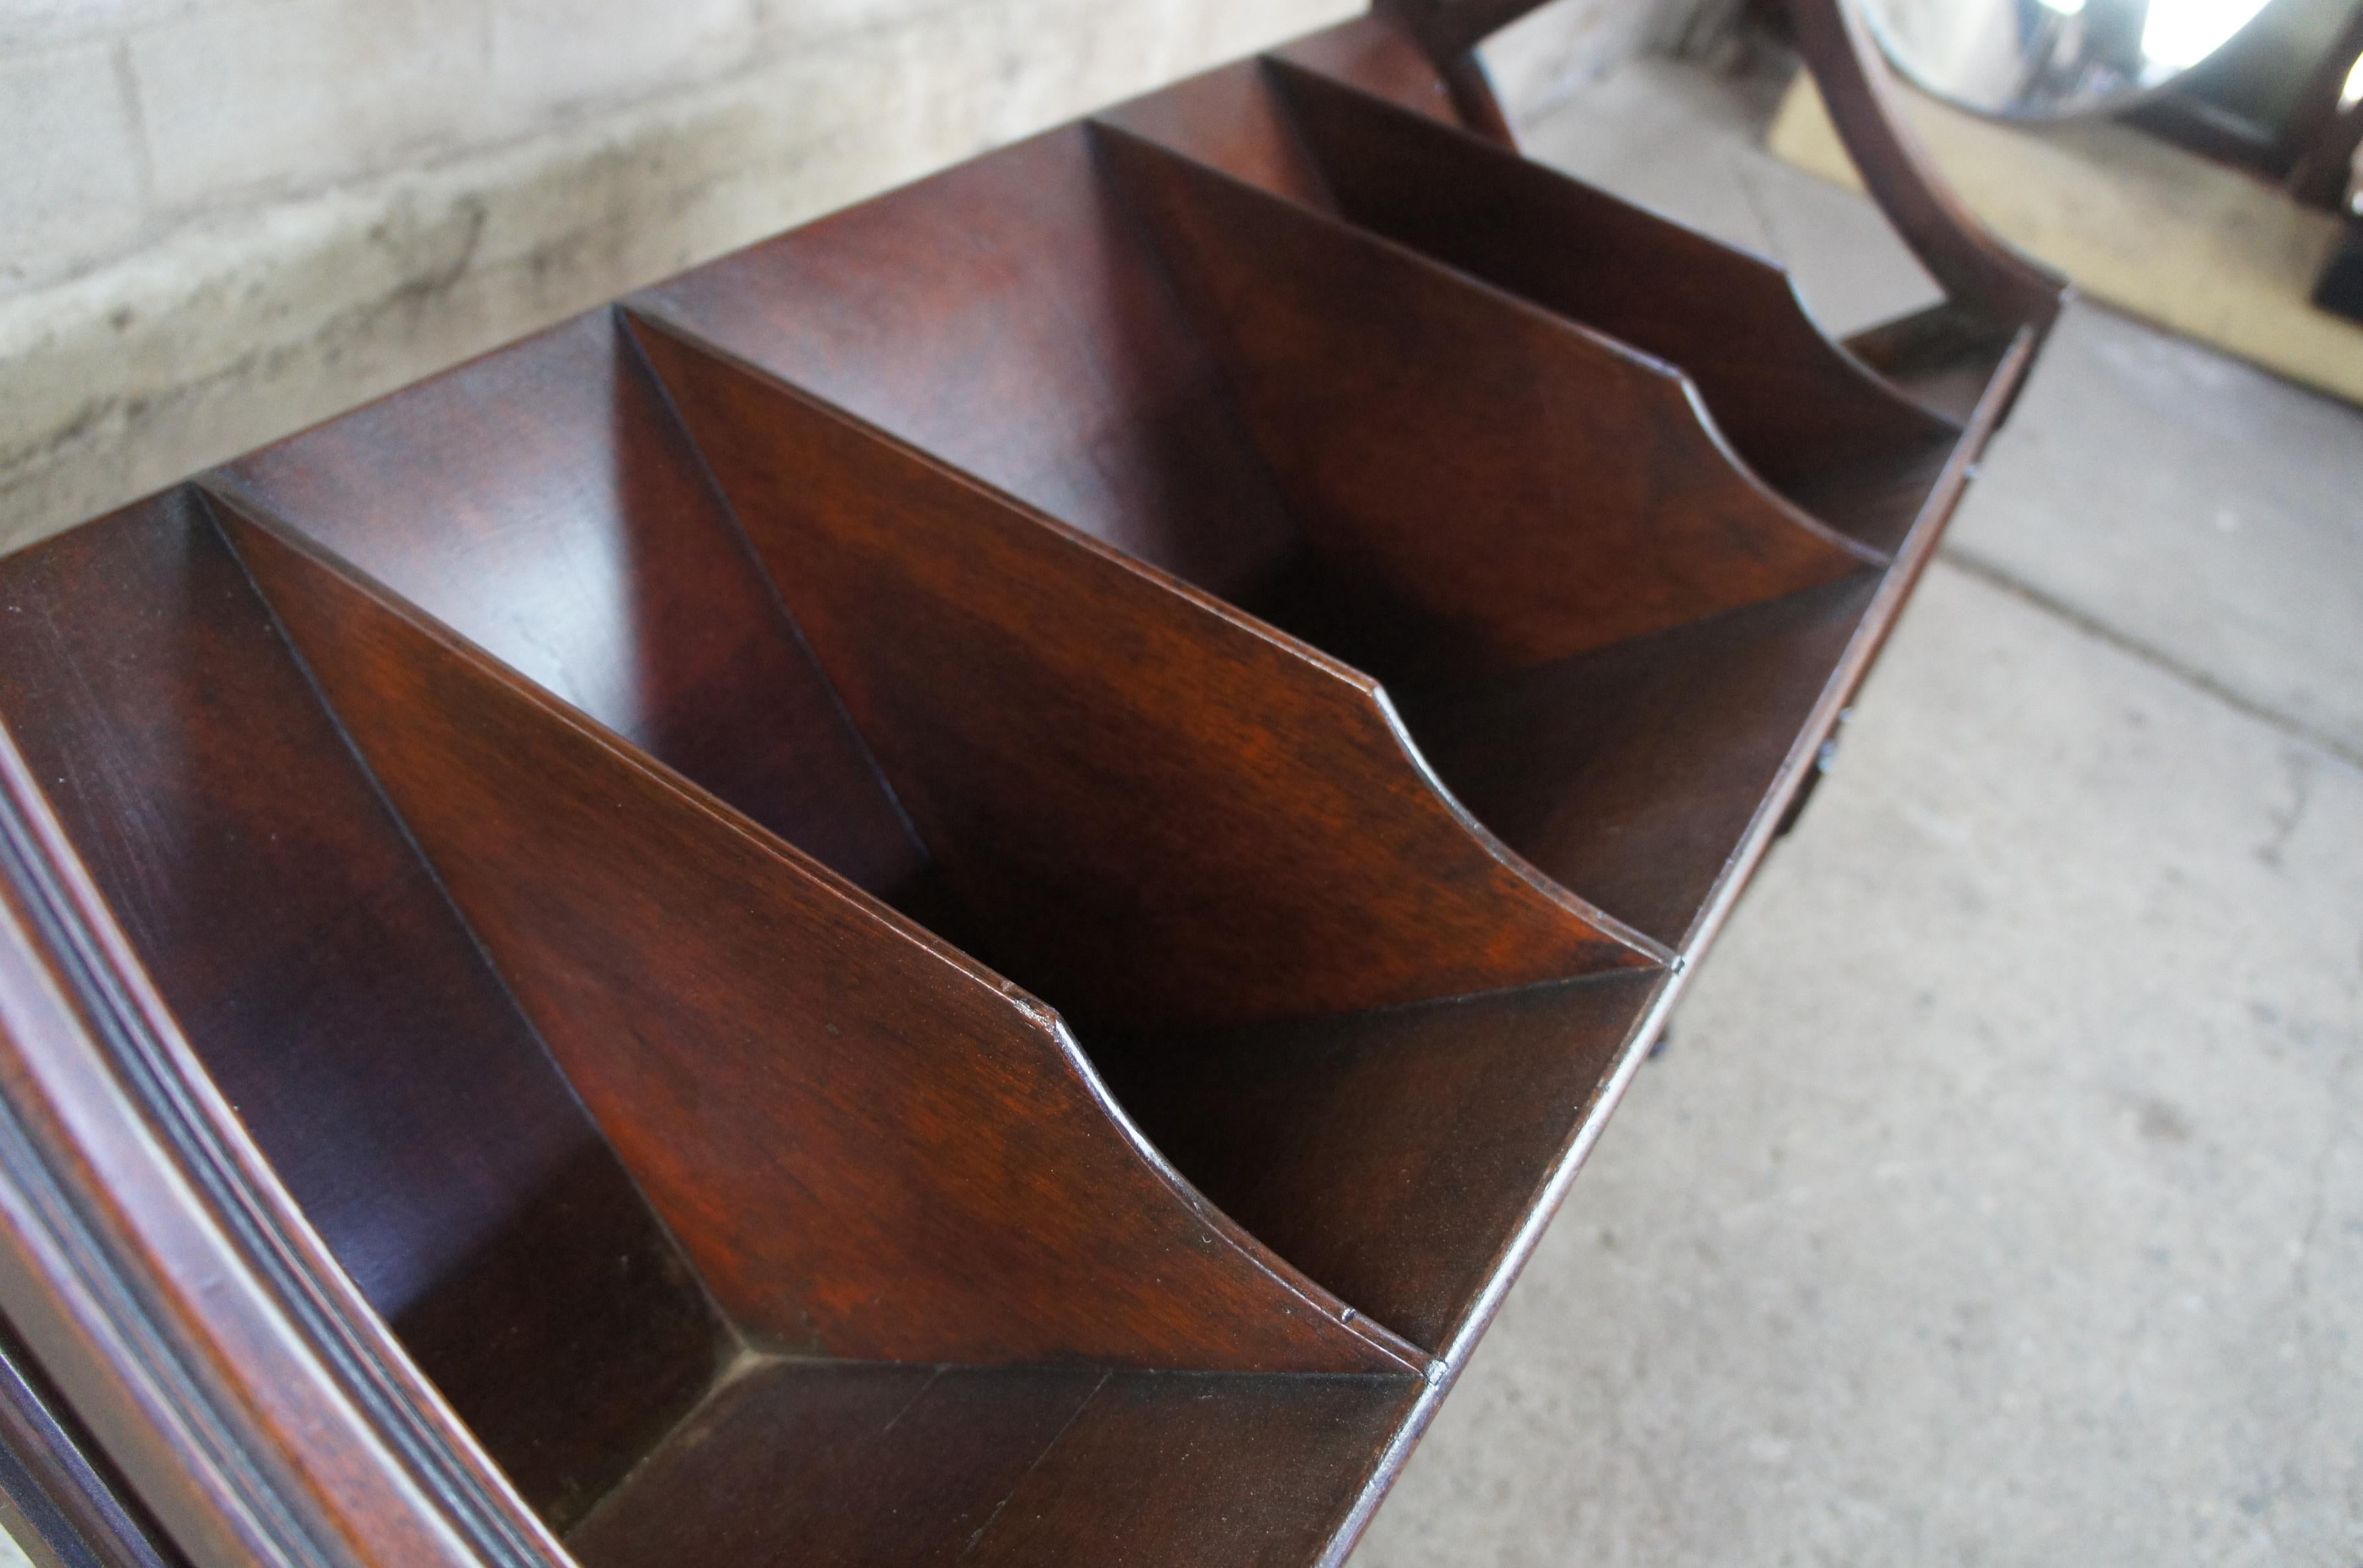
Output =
[{"x1": 0, "y1": 3, "x2": 2062, "y2": 1563}]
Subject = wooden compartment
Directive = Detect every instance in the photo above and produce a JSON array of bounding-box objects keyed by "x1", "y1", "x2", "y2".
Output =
[
  {"x1": 0, "y1": 6, "x2": 2060, "y2": 1565},
  {"x1": 1106, "y1": 48, "x2": 1965, "y2": 556},
  {"x1": 636, "y1": 97, "x2": 1902, "y2": 963},
  {"x1": 209, "y1": 303, "x2": 1680, "y2": 1355},
  {"x1": 0, "y1": 485, "x2": 1432, "y2": 1561}
]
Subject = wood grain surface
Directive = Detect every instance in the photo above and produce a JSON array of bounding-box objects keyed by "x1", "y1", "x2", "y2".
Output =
[
  {"x1": 1095, "y1": 124, "x2": 1882, "y2": 681},
  {"x1": 629, "y1": 312, "x2": 1656, "y2": 1028},
  {"x1": 221, "y1": 500, "x2": 1420, "y2": 1377}
]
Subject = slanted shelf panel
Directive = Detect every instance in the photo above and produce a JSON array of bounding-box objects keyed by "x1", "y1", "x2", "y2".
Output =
[
  {"x1": 215, "y1": 309, "x2": 930, "y2": 908},
  {"x1": 624, "y1": 311, "x2": 1653, "y2": 1029},
  {"x1": 1091, "y1": 124, "x2": 1880, "y2": 682},
  {"x1": 642, "y1": 127, "x2": 1304, "y2": 607},
  {"x1": 1256, "y1": 60, "x2": 1960, "y2": 554},
  {"x1": 638, "y1": 103, "x2": 1887, "y2": 950},
  {"x1": 215, "y1": 298, "x2": 1667, "y2": 1353},
  {"x1": 623, "y1": 315, "x2": 1676, "y2": 1345},
  {"x1": 0, "y1": 493, "x2": 728, "y2": 1530},
  {"x1": 1099, "y1": 48, "x2": 1959, "y2": 557},
  {"x1": 220, "y1": 502, "x2": 1419, "y2": 1377}
]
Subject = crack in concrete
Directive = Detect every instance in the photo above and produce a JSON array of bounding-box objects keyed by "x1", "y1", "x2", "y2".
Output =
[
  {"x1": 2254, "y1": 748, "x2": 2317, "y2": 871},
  {"x1": 1935, "y1": 546, "x2": 2363, "y2": 775}
]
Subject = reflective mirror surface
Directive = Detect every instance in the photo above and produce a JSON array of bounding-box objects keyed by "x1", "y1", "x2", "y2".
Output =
[{"x1": 1858, "y1": 0, "x2": 2278, "y2": 117}]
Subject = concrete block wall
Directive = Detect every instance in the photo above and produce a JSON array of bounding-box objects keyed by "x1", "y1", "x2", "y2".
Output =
[{"x1": 0, "y1": 0, "x2": 1660, "y2": 554}]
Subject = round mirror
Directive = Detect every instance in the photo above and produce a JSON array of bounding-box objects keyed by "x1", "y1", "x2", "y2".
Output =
[{"x1": 1854, "y1": 0, "x2": 2279, "y2": 117}]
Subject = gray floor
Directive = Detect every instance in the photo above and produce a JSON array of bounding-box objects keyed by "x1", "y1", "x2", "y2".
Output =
[{"x1": 1355, "y1": 60, "x2": 2363, "y2": 1568}]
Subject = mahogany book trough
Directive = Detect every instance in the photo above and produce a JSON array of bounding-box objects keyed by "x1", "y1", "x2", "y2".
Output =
[{"x1": 0, "y1": 2, "x2": 2064, "y2": 1562}]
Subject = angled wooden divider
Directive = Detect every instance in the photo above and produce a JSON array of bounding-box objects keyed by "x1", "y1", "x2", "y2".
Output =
[
  {"x1": 217, "y1": 313, "x2": 930, "y2": 906},
  {"x1": 636, "y1": 91, "x2": 1895, "y2": 961},
  {"x1": 1260, "y1": 60, "x2": 1960, "y2": 554},
  {"x1": 0, "y1": 493, "x2": 727, "y2": 1529},
  {"x1": 624, "y1": 310, "x2": 1654, "y2": 1026},
  {"x1": 644, "y1": 126, "x2": 1311, "y2": 605},
  {"x1": 1095, "y1": 36, "x2": 1970, "y2": 556},
  {"x1": 1091, "y1": 124, "x2": 1881, "y2": 683},
  {"x1": 217, "y1": 498, "x2": 1418, "y2": 1379},
  {"x1": 621, "y1": 313, "x2": 1682, "y2": 1346},
  {"x1": 206, "y1": 301, "x2": 1680, "y2": 1356},
  {"x1": 1393, "y1": 571, "x2": 1884, "y2": 944},
  {"x1": 0, "y1": 494, "x2": 1448, "y2": 1564}
]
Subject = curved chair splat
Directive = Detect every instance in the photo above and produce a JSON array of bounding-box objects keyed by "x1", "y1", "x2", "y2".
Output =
[
  {"x1": 1784, "y1": 0, "x2": 2068, "y2": 334},
  {"x1": 1365, "y1": 0, "x2": 2065, "y2": 334}
]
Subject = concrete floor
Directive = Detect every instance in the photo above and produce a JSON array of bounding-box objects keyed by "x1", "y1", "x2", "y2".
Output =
[{"x1": 1354, "y1": 60, "x2": 2363, "y2": 1568}]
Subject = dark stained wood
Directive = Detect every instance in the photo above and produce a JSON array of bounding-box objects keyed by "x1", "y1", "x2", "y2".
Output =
[
  {"x1": 0, "y1": 494, "x2": 725, "y2": 1530},
  {"x1": 217, "y1": 310, "x2": 928, "y2": 906},
  {"x1": 0, "y1": 4, "x2": 2060, "y2": 1563},
  {"x1": 0, "y1": 616, "x2": 573, "y2": 1568},
  {"x1": 1258, "y1": 61, "x2": 1960, "y2": 553},
  {"x1": 1093, "y1": 124, "x2": 1882, "y2": 683},
  {"x1": 1396, "y1": 571, "x2": 1884, "y2": 946},
  {"x1": 626, "y1": 311, "x2": 1656, "y2": 1029},
  {"x1": 1093, "y1": 973, "x2": 1658, "y2": 1347},
  {"x1": 568, "y1": 1361, "x2": 1095, "y2": 1568},
  {"x1": 218, "y1": 500, "x2": 1420, "y2": 1377},
  {"x1": 1098, "y1": 52, "x2": 1956, "y2": 556},
  {"x1": 639, "y1": 126, "x2": 1303, "y2": 605},
  {"x1": 1841, "y1": 302, "x2": 2028, "y2": 424},
  {"x1": 1376, "y1": 0, "x2": 1564, "y2": 58},
  {"x1": 568, "y1": 1360, "x2": 1419, "y2": 1568},
  {"x1": 1272, "y1": 13, "x2": 1470, "y2": 124},
  {"x1": 958, "y1": 1371, "x2": 1419, "y2": 1566}
]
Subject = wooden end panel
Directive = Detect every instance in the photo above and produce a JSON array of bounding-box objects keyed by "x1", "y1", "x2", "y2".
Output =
[
  {"x1": 1267, "y1": 63, "x2": 1958, "y2": 511},
  {"x1": 1842, "y1": 301, "x2": 2027, "y2": 425},
  {"x1": 0, "y1": 493, "x2": 725, "y2": 1528},
  {"x1": 628, "y1": 315, "x2": 1658, "y2": 1031},
  {"x1": 212, "y1": 310, "x2": 925, "y2": 904},
  {"x1": 1093, "y1": 125, "x2": 1881, "y2": 685},
  {"x1": 217, "y1": 507, "x2": 1420, "y2": 1377}
]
